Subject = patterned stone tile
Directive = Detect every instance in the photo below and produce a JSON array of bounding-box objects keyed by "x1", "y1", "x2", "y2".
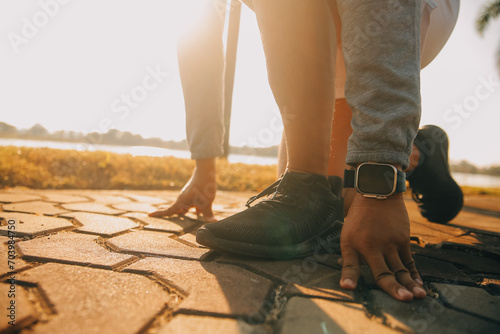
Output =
[
  {"x1": 125, "y1": 257, "x2": 273, "y2": 316},
  {"x1": 80, "y1": 194, "x2": 131, "y2": 205},
  {"x1": 17, "y1": 232, "x2": 137, "y2": 269},
  {"x1": 61, "y1": 202, "x2": 124, "y2": 215},
  {"x1": 3, "y1": 201, "x2": 69, "y2": 215},
  {"x1": 124, "y1": 213, "x2": 196, "y2": 234},
  {"x1": 370, "y1": 290, "x2": 500, "y2": 334},
  {"x1": 122, "y1": 194, "x2": 167, "y2": 205},
  {"x1": 0, "y1": 241, "x2": 30, "y2": 276},
  {"x1": 278, "y1": 297, "x2": 399, "y2": 334},
  {"x1": 0, "y1": 193, "x2": 41, "y2": 203},
  {"x1": 16, "y1": 263, "x2": 172, "y2": 334},
  {"x1": 219, "y1": 255, "x2": 354, "y2": 301},
  {"x1": 432, "y1": 283, "x2": 500, "y2": 322},
  {"x1": 38, "y1": 192, "x2": 90, "y2": 203},
  {"x1": 414, "y1": 246, "x2": 500, "y2": 275},
  {"x1": 157, "y1": 315, "x2": 265, "y2": 334},
  {"x1": 413, "y1": 255, "x2": 474, "y2": 284},
  {"x1": 0, "y1": 213, "x2": 73, "y2": 237},
  {"x1": 63, "y1": 212, "x2": 139, "y2": 237},
  {"x1": 449, "y1": 211, "x2": 500, "y2": 236},
  {"x1": 111, "y1": 202, "x2": 159, "y2": 213},
  {"x1": 0, "y1": 283, "x2": 38, "y2": 332},
  {"x1": 107, "y1": 231, "x2": 211, "y2": 260}
]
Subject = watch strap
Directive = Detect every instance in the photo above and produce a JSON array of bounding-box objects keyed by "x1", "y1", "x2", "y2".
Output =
[{"x1": 343, "y1": 169, "x2": 406, "y2": 192}]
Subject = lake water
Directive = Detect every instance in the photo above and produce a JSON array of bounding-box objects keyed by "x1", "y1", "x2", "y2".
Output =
[
  {"x1": 2, "y1": 138, "x2": 500, "y2": 188},
  {"x1": 0, "y1": 138, "x2": 278, "y2": 166}
]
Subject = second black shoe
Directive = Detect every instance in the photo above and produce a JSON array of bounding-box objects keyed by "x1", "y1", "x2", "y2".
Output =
[
  {"x1": 407, "y1": 125, "x2": 463, "y2": 224},
  {"x1": 196, "y1": 171, "x2": 343, "y2": 260}
]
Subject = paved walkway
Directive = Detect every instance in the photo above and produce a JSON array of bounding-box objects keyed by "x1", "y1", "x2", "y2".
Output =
[{"x1": 0, "y1": 188, "x2": 499, "y2": 334}]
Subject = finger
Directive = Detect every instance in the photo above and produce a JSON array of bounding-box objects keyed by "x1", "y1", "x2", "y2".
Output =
[
  {"x1": 148, "y1": 202, "x2": 185, "y2": 217},
  {"x1": 386, "y1": 253, "x2": 427, "y2": 299},
  {"x1": 366, "y1": 254, "x2": 413, "y2": 302},
  {"x1": 200, "y1": 205, "x2": 217, "y2": 223},
  {"x1": 340, "y1": 246, "x2": 361, "y2": 290},
  {"x1": 400, "y1": 247, "x2": 424, "y2": 286}
]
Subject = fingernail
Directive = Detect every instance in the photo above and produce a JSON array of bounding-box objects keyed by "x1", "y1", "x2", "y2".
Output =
[
  {"x1": 342, "y1": 279, "x2": 355, "y2": 289},
  {"x1": 413, "y1": 286, "x2": 426, "y2": 296},
  {"x1": 415, "y1": 278, "x2": 423, "y2": 286},
  {"x1": 398, "y1": 288, "x2": 412, "y2": 300}
]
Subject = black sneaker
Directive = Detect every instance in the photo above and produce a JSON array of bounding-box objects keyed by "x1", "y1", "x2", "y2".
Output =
[
  {"x1": 196, "y1": 171, "x2": 343, "y2": 260},
  {"x1": 407, "y1": 125, "x2": 463, "y2": 224}
]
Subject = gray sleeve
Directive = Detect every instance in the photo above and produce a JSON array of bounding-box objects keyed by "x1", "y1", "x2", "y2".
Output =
[
  {"x1": 337, "y1": 0, "x2": 422, "y2": 170},
  {"x1": 177, "y1": 0, "x2": 226, "y2": 160}
]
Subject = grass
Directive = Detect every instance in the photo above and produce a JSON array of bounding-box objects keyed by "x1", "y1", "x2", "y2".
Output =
[
  {"x1": 2, "y1": 146, "x2": 500, "y2": 197},
  {"x1": 0, "y1": 146, "x2": 276, "y2": 192}
]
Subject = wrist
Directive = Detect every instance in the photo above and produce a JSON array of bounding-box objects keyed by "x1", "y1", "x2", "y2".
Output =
[{"x1": 194, "y1": 158, "x2": 216, "y2": 180}]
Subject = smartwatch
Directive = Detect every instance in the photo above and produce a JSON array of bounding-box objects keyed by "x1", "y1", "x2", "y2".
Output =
[{"x1": 344, "y1": 162, "x2": 406, "y2": 199}]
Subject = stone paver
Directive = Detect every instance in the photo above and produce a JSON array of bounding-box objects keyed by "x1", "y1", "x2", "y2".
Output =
[
  {"x1": 2, "y1": 201, "x2": 69, "y2": 215},
  {"x1": 63, "y1": 212, "x2": 139, "y2": 236},
  {"x1": 111, "y1": 202, "x2": 159, "y2": 213},
  {"x1": 61, "y1": 202, "x2": 125, "y2": 215},
  {"x1": 16, "y1": 263, "x2": 173, "y2": 334},
  {"x1": 414, "y1": 246, "x2": 500, "y2": 275},
  {"x1": 413, "y1": 255, "x2": 475, "y2": 284},
  {"x1": 279, "y1": 297, "x2": 400, "y2": 334},
  {"x1": 36, "y1": 191, "x2": 90, "y2": 203},
  {"x1": 178, "y1": 232, "x2": 203, "y2": 246},
  {"x1": 125, "y1": 212, "x2": 197, "y2": 234},
  {"x1": 0, "y1": 283, "x2": 38, "y2": 333},
  {"x1": 432, "y1": 283, "x2": 500, "y2": 322},
  {"x1": 157, "y1": 315, "x2": 265, "y2": 334},
  {"x1": 464, "y1": 196, "x2": 500, "y2": 214},
  {"x1": 122, "y1": 194, "x2": 167, "y2": 205},
  {"x1": 17, "y1": 232, "x2": 137, "y2": 269},
  {"x1": 107, "y1": 230, "x2": 212, "y2": 260},
  {"x1": 0, "y1": 193, "x2": 41, "y2": 203},
  {"x1": 79, "y1": 193, "x2": 131, "y2": 205},
  {"x1": 0, "y1": 212, "x2": 74, "y2": 237},
  {"x1": 449, "y1": 211, "x2": 500, "y2": 236},
  {"x1": 370, "y1": 290, "x2": 500, "y2": 334},
  {"x1": 125, "y1": 257, "x2": 274, "y2": 316},
  {"x1": 1, "y1": 188, "x2": 499, "y2": 333},
  {"x1": 0, "y1": 241, "x2": 30, "y2": 276},
  {"x1": 219, "y1": 254, "x2": 354, "y2": 301}
]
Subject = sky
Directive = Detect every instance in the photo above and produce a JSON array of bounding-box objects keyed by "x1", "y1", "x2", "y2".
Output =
[{"x1": 1, "y1": 0, "x2": 500, "y2": 166}]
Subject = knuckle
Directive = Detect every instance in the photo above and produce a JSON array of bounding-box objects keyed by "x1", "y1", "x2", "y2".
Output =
[
  {"x1": 374, "y1": 271, "x2": 395, "y2": 283},
  {"x1": 393, "y1": 268, "x2": 410, "y2": 280}
]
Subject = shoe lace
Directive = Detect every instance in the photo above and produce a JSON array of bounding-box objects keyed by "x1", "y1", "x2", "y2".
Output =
[{"x1": 246, "y1": 178, "x2": 282, "y2": 207}]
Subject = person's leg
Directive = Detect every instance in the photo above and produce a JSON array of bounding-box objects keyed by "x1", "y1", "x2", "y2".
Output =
[
  {"x1": 196, "y1": 0, "x2": 344, "y2": 259},
  {"x1": 253, "y1": 0, "x2": 337, "y2": 176}
]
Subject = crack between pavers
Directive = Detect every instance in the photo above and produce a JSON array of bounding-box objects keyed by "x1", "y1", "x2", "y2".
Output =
[
  {"x1": 136, "y1": 304, "x2": 174, "y2": 334},
  {"x1": 439, "y1": 299, "x2": 500, "y2": 326},
  {"x1": 360, "y1": 288, "x2": 413, "y2": 334},
  {"x1": 14, "y1": 255, "x2": 127, "y2": 271},
  {"x1": 462, "y1": 206, "x2": 500, "y2": 219}
]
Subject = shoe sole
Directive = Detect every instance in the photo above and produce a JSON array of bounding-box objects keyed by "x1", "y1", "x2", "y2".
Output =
[
  {"x1": 196, "y1": 220, "x2": 343, "y2": 260},
  {"x1": 411, "y1": 125, "x2": 464, "y2": 224}
]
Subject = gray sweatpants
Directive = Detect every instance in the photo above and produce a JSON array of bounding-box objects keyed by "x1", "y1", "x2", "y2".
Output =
[{"x1": 338, "y1": 0, "x2": 422, "y2": 169}]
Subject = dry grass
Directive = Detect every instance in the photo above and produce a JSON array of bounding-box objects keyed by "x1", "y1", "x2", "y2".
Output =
[
  {"x1": 2, "y1": 146, "x2": 500, "y2": 197},
  {"x1": 0, "y1": 146, "x2": 276, "y2": 191}
]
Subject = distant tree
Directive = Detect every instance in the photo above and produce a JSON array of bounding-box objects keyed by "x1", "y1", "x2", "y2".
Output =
[
  {"x1": 28, "y1": 123, "x2": 49, "y2": 138},
  {"x1": 0, "y1": 122, "x2": 17, "y2": 135},
  {"x1": 477, "y1": 0, "x2": 500, "y2": 74}
]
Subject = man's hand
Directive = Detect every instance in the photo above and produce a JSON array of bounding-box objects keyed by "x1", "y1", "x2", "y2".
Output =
[
  {"x1": 149, "y1": 158, "x2": 217, "y2": 222},
  {"x1": 339, "y1": 192, "x2": 426, "y2": 301}
]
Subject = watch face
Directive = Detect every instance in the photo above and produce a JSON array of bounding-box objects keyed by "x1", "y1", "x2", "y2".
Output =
[{"x1": 356, "y1": 163, "x2": 397, "y2": 196}]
